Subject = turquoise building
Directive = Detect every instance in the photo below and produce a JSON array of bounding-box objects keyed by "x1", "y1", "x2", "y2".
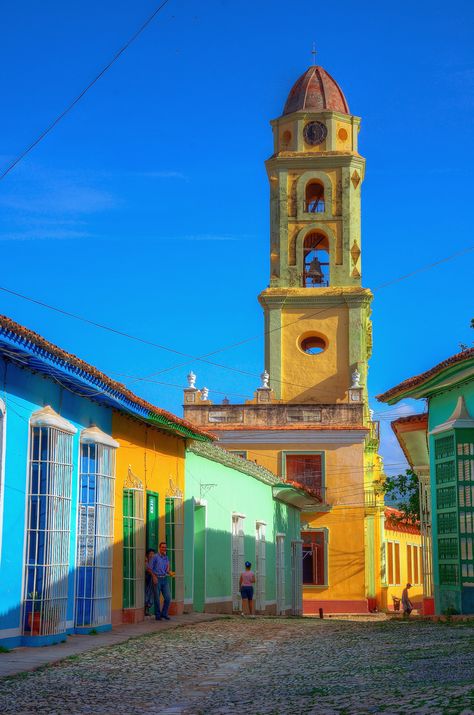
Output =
[
  {"x1": 378, "y1": 348, "x2": 474, "y2": 615},
  {"x1": 184, "y1": 441, "x2": 320, "y2": 615}
]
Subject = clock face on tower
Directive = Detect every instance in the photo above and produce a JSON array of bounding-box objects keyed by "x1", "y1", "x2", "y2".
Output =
[{"x1": 303, "y1": 121, "x2": 327, "y2": 146}]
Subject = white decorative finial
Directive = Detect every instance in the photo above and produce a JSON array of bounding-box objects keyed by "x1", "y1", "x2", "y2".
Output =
[
  {"x1": 369, "y1": 408, "x2": 374, "y2": 420},
  {"x1": 201, "y1": 387, "x2": 209, "y2": 401},
  {"x1": 351, "y1": 369, "x2": 361, "y2": 389},
  {"x1": 187, "y1": 371, "x2": 196, "y2": 389},
  {"x1": 261, "y1": 370, "x2": 270, "y2": 389}
]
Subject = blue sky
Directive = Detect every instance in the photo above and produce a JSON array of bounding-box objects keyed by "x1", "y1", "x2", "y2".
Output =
[{"x1": 1, "y1": 0, "x2": 473, "y2": 472}]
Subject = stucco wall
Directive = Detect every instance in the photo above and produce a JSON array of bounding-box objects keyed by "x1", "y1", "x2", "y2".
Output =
[
  {"x1": 184, "y1": 450, "x2": 300, "y2": 612},
  {"x1": 0, "y1": 359, "x2": 112, "y2": 643}
]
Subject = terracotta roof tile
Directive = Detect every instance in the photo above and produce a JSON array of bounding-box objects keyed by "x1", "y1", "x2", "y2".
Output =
[
  {"x1": 384, "y1": 506, "x2": 421, "y2": 535},
  {"x1": 377, "y1": 348, "x2": 474, "y2": 403},
  {"x1": 0, "y1": 313, "x2": 213, "y2": 441}
]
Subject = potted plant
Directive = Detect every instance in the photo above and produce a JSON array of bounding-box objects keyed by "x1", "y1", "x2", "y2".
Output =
[{"x1": 26, "y1": 592, "x2": 42, "y2": 635}]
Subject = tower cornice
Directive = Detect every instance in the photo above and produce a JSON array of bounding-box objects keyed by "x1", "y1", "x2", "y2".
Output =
[
  {"x1": 258, "y1": 287, "x2": 373, "y2": 309},
  {"x1": 265, "y1": 153, "x2": 365, "y2": 174}
]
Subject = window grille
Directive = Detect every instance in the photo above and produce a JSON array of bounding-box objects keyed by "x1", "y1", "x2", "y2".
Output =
[
  {"x1": 438, "y1": 511, "x2": 457, "y2": 534},
  {"x1": 165, "y1": 496, "x2": 184, "y2": 603},
  {"x1": 23, "y1": 424, "x2": 74, "y2": 636},
  {"x1": 232, "y1": 515, "x2": 245, "y2": 611},
  {"x1": 123, "y1": 485, "x2": 144, "y2": 609},
  {"x1": 435, "y1": 435, "x2": 455, "y2": 460},
  {"x1": 437, "y1": 486, "x2": 457, "y2": 510},
  {"x1": 286, "y1": 453, "x2": 323, "y2": 497},
  {"x1": 75, "y1": 441, "x2": 116, "y2": 627},
  {"x1": 276, "y1": 534, "x2": 285, "y2": 615},
  {"x1": 255, "y1": 522, "x2": 266, "y2": 612},
  {"x1": 439, "y1": 563, "x2": 458, "y2": 585},
  {"x1": 436, "y1": 461, "x2": 456, "y2": 484},
  {"x1": 457, "y1": 441, "x2": 474, "y2": 582}
]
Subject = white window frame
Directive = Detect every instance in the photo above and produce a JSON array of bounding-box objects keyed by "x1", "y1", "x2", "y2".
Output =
[
  {"x1": 23, "y1": 406, "x2": 76, "y2": 637},
  {"x1": 232, "y1": 513, "x2": 245, "y2": 611},
  {"x1": 255, "y1": 521, "x2": 266, "y2": 612},
  {"x1": 75, "y1": 426, "x2": 118, "y2": 628},
  {"x1": 276, "y1": 533, "x2": 285, "y2": 615},
  {"x1": 123, "y1": 478, "x2": 145, "y2": 610}
]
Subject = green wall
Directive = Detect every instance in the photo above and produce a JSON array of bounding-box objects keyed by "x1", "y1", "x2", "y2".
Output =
[
  {"x1": 429, "y1": 380, "x2": 474, "y2": 615},
  {"x1": 184, "y1": 450, "x2": 301, "y2": 611}
]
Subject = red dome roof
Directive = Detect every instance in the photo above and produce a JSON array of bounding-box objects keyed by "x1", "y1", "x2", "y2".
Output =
[{"x1": 283, "y1": 66, "x2": 349, "y2": 115}]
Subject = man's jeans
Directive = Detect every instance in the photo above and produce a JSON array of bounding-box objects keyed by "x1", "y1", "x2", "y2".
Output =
[{"x1": 153, "y1": 577, "x2": 171, "y2": 618}]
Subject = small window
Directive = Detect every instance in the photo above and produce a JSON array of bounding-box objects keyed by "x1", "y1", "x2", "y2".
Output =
[
  {"x1": 228, "y1": 450, "x2": 247, "y2": 460},
  {"x1": 305, "y1": 181, "x2": 325, "y2": 213},
  {"x1": 300, "y1": 335, "x2": 327, "y2": 355},
  {"x1": 286, "y1": 453, "x2": 323, "y2": 495},
  {"x1": 302, "y1": 531, "x2": 326, "y2": 585}
]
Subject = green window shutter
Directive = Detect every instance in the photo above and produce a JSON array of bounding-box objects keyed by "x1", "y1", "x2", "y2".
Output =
[
  {"x1": 123, "y1": 489, "x2": 134, "y2": 608},
  {"x1": 146, "y1": 492, "x2": 159, "y2": 552}
]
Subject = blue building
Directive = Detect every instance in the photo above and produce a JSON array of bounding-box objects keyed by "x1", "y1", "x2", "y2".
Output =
[{"x1": 0, "y1": 314, "x2": 207, "y2": 647}]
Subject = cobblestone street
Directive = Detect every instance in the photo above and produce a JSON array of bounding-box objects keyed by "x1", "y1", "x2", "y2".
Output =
[{"x1": 1, "y1": 617, "x2": 473, "y2": 715}]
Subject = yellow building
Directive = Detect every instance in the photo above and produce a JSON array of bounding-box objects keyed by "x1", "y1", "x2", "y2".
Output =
[
  {"x1": 184, "y1": 64, "x2": 386, "y2": 613},
  {"x1": 111, "y1": 410, "x2": 211, "y2": 625},
  {"x1": 383, "y1": 508, "x2": 424, "y2": 612}
]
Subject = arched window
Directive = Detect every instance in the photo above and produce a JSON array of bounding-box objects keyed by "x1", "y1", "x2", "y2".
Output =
[
  {"x1": 75, "y1": 426, "x2": 118, "y2": 629},
  {"x1": 303, "y1": 232, "x2": 330, "y2": 287},
  {"x1": 23, "y1": 406, "x2": 76, "y2": 637},
  {"x1": 305, "y1": 181, "x2": 325, "y2": 213}
]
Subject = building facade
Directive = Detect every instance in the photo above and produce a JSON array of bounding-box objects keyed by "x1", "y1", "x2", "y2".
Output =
[
  {"x1": 378, "y1": 347, "x2": 474, "y2": 615},
  {"x1": 0, "y1": 314, "x2": 210, "y2": 647},
  {"x1": 184, "y1": 65, "x2": 386, "y2": 613},
  {"x1": 184, "y1": 441, "x2": 318, "y2": 615}
]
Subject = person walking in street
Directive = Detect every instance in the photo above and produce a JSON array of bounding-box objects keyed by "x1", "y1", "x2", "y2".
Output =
[
  {"x1": 401, "y1": 583, "x2": 413, "y2": 617},
  {"x1": 147, "y1": 542, "x2": 173, "y2": 621},
  {"x1": 239, "y1": 561, "x2": 256, "y2": 617},
  {"x1": 144, "y1": 548, "x2": 155, "y2": 617}
]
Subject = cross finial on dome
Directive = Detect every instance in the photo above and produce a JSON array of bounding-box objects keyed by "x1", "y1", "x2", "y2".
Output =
[{"x1": 311, "y1": 42, "x2": 317, "y2": 66}]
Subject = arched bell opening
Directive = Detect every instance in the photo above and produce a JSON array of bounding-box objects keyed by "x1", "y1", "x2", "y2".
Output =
[
  {"x1": 303, "y1": 232, "x2": 329, "y2": 287},
  {"x1": 305, "y1": 181, "x2": 325, "y2": 213}
]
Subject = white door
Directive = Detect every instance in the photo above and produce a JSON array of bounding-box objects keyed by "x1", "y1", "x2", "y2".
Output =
[
  {"x1": 291, "y1": 540, "x2": 303, "y2": 616},
  {"x1": 276, "y1": 534, "x2": 285, "y2": 615},
  {"x1": 232, "y1": 515, "x2": 245, "y2": 611},
  {"x1": 255, "y1": 523, "x2": 266, "y2": 613}
]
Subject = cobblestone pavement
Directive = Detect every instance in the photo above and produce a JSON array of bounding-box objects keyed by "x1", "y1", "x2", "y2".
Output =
[{"x1": 1, "y1": 617, "x2": 473, "y2": 714}]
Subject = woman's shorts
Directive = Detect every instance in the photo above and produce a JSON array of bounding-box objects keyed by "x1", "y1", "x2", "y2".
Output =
[{"x1": 240, "y1": 586, "x2": 254, "y2": 600}]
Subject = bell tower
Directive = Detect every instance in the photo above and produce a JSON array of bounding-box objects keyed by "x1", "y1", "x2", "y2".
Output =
[{"x1": 259, "y1": 65, "x2": 373, "y2": 407}]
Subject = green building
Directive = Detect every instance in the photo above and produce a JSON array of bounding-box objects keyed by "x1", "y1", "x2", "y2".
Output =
[
  {"x1": 378, "y1": 348, "x2": 474, "y2": 615},
  {"x1": 184, "y1": 441, "x2": 321, "y2": 615}
]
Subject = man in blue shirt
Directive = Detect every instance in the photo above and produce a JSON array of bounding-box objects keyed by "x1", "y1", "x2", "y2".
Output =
[{"x1": 147, "y1": 541, "x2": 172, "y2": 620}]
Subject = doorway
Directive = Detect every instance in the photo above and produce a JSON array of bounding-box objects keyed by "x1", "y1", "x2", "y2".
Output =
[{"x1": 193, "y1": 505, "x2": 206, "y2": 612}]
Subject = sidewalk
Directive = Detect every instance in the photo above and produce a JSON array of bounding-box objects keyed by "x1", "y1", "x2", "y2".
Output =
[{"x1": 0, "y1": 613, "x2": 225, "y2": 679}]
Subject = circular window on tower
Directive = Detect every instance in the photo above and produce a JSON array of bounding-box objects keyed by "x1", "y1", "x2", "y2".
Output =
[
  {"x1": 338, "y1": 127, "x2": 348, "y2": 142},
  {"x1": 298, "y1": 333, "x2": 328, "y2": 355}
]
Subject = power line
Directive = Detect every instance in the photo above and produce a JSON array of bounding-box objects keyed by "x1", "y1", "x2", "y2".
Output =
[
  {"x1": 1, "y1": 243, "x2": 472, "y2": 397},
  {"x1": 0, "y1": 0, "x2": 172, "y2": 181}
]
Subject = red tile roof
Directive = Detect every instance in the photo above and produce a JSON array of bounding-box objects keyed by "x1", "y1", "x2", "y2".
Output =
[
  {"x1": 377, "y1": 348, "x2": 474, "y2": 403},
  {"x1": 283, "y1": 66, "x2": 349, "y2": 115},
  {"x1": 207, "y1": 424, "x2": 367, "y2": 431},
  {"x1": 384, "y1": 506, "x2": 421, "y2": 535},
  {"x1": 0, "y1": 313, "x2": 214, "y2": 441}
]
